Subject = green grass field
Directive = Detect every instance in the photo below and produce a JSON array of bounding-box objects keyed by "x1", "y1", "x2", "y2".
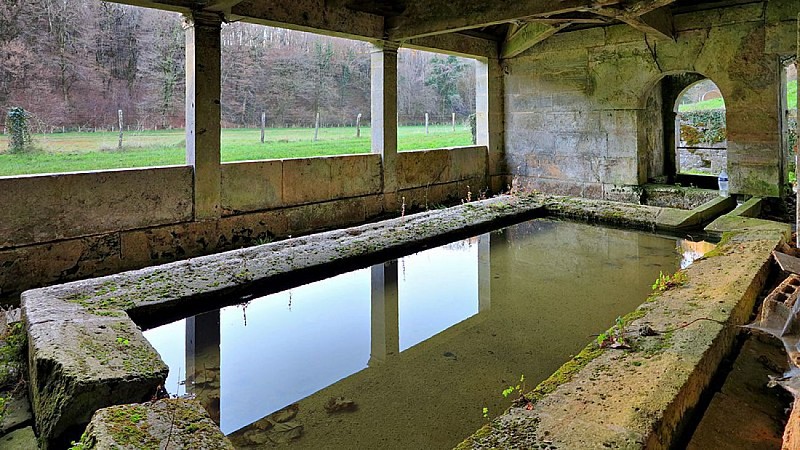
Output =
[
  {"x1": 679, "y1": 79, "x2": 797, "y2": 112},
  {"x1": 0, "y1": 125, "x2": 472, "y2": 176}
]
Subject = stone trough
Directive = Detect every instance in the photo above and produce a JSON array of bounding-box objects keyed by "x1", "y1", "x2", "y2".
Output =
[{"x1": 20, "y1": 193, "x2": 749, "y2": 448}]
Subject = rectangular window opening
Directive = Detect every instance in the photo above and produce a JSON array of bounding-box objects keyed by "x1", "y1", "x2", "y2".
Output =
[
  {"x1": 0, "y1": 4, "x2": 186, "y2": 176},
  {"x1": 397, "y1": 49, "x2": 476, "y2": 152}
]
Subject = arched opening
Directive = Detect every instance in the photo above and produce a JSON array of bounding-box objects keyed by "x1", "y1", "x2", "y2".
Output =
[
  {"x1": 641, "y1": 73, "x2": 727, "y2": 189},
  {"x1": 674, "y1": 79, "x2": 728, "y2": 181}
]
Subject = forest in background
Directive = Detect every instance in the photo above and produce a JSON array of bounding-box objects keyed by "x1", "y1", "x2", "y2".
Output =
[{"x1": 0, "y1": 0, "x2": 476, "y2": 132}]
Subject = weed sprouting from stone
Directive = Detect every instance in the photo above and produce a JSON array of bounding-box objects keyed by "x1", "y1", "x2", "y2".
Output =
[{"x1": 652, "y1": 270, "x2": 688, "y2": 291}]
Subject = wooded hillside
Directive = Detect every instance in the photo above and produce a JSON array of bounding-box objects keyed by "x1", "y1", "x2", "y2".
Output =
[{"x1": 0, "y1": 0, "x2": 476, "y2": 131}]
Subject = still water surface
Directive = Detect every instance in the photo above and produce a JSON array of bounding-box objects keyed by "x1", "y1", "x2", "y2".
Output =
[{"x1": 144, "y1": 219, "x2": 714, "y2": 449}]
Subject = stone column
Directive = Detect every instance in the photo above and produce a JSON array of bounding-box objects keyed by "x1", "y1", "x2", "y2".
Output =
[
  {"x1": 186, "y1": 310, "x2": 221, "y2": 423},
  {"x1": 371, "y1": 42, "x2": 400, "y2": 202},
  {"x1": 369, "y1": 260, "x2": 399, "y2": 366},
  {"x1": 184, "y1": 12, "x2": 222, "y2": 220},
  {"x1": 476, "y1": 57, "x2": 506, "y2": 193}
]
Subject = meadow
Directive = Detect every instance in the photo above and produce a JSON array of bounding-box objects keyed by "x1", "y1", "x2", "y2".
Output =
[{"x1": 0, "y1": 125, "x2": 472, "y2": 176}]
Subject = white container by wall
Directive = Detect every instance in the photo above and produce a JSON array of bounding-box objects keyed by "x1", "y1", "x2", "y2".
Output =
[{"x1": 718, "y1": 169, "x2": 729, "y2": 197}]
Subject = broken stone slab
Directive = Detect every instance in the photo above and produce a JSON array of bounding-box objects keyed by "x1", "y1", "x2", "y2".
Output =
[
  {"x1": 0, "y1": 426, "x2": 37, "y2": 450},
  {"x1": 21, "y1": 291, "x2": 167, "y2": 449},
  {"x1": 774, "y1": 251, "x2": 800, "y2": 276},
  {"x1": 78, "y1": 398, "x2": 232, "y2": 449}
]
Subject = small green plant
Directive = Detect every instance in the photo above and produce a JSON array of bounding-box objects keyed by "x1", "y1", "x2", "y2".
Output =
[
  {"x1": 129, "y1": 412, "x2": 143, "y2": 423},
  {"x1": 500, "y1": 374, "x2": 533, "y2": 409},
  {"x1": 652, "y1": 270, "x2": 688, "y2": 292},
  {"x1": 596, "y1": 316, "x2": 631, "y2": 349},
  {"x1": 254, "y1": 236, "x2": 274, "y2": 246},
  {"x1": 116, "y1": 337, "x2": 130, "y2": 346},
  {"x1": 482, "y1": 406, "x2": 489, "y2": 419},
  {"x1": 502, "y1": 374, "x2": 525, "y2": 398}
]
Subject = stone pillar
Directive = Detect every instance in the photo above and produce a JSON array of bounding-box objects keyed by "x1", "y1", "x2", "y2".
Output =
[
  {"x1": 186, "y1": 310, "x2": 221, "y2": 423},
  {"x1": 476, "y1": 57, "x2": 506, "y2": 193},
  {"x1": 184, "y1": 12, "x2": 222, "y2": 220},
  {"x1": 371, "y1": 42, "x2": 399, "y2": 201},
  {"x1": 369, "y1": 260, "x2": 399, "y2": 366},
  {"x1": 478, "y1": 233, "x2": 491, "y2": 312}
]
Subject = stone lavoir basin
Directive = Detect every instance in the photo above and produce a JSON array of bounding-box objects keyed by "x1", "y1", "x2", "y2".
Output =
[{"x1": 143, "y1": 219, "x2": 713, "y2": 449}]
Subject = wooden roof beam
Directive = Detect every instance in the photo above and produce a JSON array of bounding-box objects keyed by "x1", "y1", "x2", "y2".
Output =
[
  {"x1": 501, "y1": 22, "x2": 569, "y2": 59},
  {"x1": 386, "y1": 0, "x2": 624, "y2": 41},
  {"x1": 105, "y1": 0, "x2": 385, "y2": 42},
  {"x1": 229, "y1": 0, "x2": 384, "y2": 41},
  {"x1": 595, "y1": 3, "x2": 676, "y2": 41}
]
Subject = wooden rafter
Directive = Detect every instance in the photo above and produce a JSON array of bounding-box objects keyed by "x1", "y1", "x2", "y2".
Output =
[
  {"x1": 593, "y1": 3, "x2": 676, "y2": 41},
  {"x1": 501, "y1": 22, "x2": 570, "y2": 59},
  {"x1": 386, "y1": 0, "x2": 615, "y2": 40}
]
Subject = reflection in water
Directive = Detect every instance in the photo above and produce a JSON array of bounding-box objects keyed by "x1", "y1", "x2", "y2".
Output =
[
  {"x1": 680, "y1": 239, "x2": 718, "y2": 269},
  {"x1": 144, "y1": 220, "x2": 714, "y2": 449}
]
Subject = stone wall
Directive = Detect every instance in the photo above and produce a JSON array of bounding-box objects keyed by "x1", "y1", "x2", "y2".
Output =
[
  {"x1": 505, "y1": 0, "x2": 798, "y2": 198},
  {"x1": 0, "y1": 148, "x2": 487, "y2": 300},
  {"x1": 679, "y1": 146, "x2": 728, "y2": 175}
]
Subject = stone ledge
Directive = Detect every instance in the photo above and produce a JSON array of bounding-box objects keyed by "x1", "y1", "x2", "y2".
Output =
[
  {"x1": 457, "y1": 224, "x2": 784, "y2": 449},
  {"x1": 656, "y1": 195, "x2": 736, "y2": 229},
  {"x1": 703, "y1": 197, "x2": 788, "y2": 240}
]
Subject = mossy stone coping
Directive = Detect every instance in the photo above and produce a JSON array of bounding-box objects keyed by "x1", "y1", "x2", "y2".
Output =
[
  {"x1": 19, "y1": 193, "x2": 733, "y2": 448},
  {"x1": 457, "y1": 220, "x2": 788, "y2": 449}
]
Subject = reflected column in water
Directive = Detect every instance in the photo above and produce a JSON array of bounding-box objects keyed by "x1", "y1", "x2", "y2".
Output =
[
  {"x1": 186, "y1": 310, "x2": 221, "y2": 423},
  {"x1": 479, "y1": 233, "x2": 491, "y2": 312},
  {"x1": 369, "y1": 260, "x2": 399, "y2": 366}
]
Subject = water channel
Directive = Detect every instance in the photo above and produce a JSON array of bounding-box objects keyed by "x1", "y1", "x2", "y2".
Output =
[{"x1": 144, "y1": 219, "x2": 715, "y2": 449}]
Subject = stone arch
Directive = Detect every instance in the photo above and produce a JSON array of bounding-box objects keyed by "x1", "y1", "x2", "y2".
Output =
[
  {"x1": 673, "y1": 78, "x2": 728, "y2": 179},
  {"x1": 636, "y1": 71, "x2": 730, "y2": 187}
]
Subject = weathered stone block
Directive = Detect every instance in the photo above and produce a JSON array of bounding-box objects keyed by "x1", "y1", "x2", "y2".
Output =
[
  {"x1": 22, "y1": 292, "x2": 167, "y2": 448},
  {"x1": 221, "y1": 160, "x2": 283, "y2": 215},
  {"x1": 449, "y1": 146, "x2": 487, "y2": 181},
  {"x1": 120, "y1": 221, "x2": 220, "y2": 268},
  {"x1": 603, "y1": 184, "x2": 644, "y2": 204},
  {"x1": 0, "y1": 167, "x2": 193, "y2": 249},
  {"x1": 0, "y1": 426, "x2": 37, "y2": 449},
  {"x1": 396, "y1": 150, "x2": 451, "y2": 189},
  {"x1": 674, "y1": 3, "x2": 764, "y2": 31},
  {"x1": 285, "y1": 198, "x2": 366, "y2": 234},
  {"x1": 728, "y1": 162, "x2": 782, "y2": 197},
  {"x1": 0, "y1": 234, "x2": 122, "y2": 299},
  {"x1": 281, "y1": 157, "x2": 332, "y2": 206},
  {"x1": 654, "y1": 30, "x2": 711, "y2": 74},
  {"x1": 79, "y1": 399, "x2": 233, "y2": 450},
  {"x1": 217, "y1": 210, "x2": 290, "y2": 246},
  {"x1": 328, "y1": 154, "x2": 382, "y2": 199},
  {"x1": 602, "y1": 157, "x2": 639, "y2": 185},
  {"x1": 589, "y1": 43, "x2": 660, "y2": 109}
]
